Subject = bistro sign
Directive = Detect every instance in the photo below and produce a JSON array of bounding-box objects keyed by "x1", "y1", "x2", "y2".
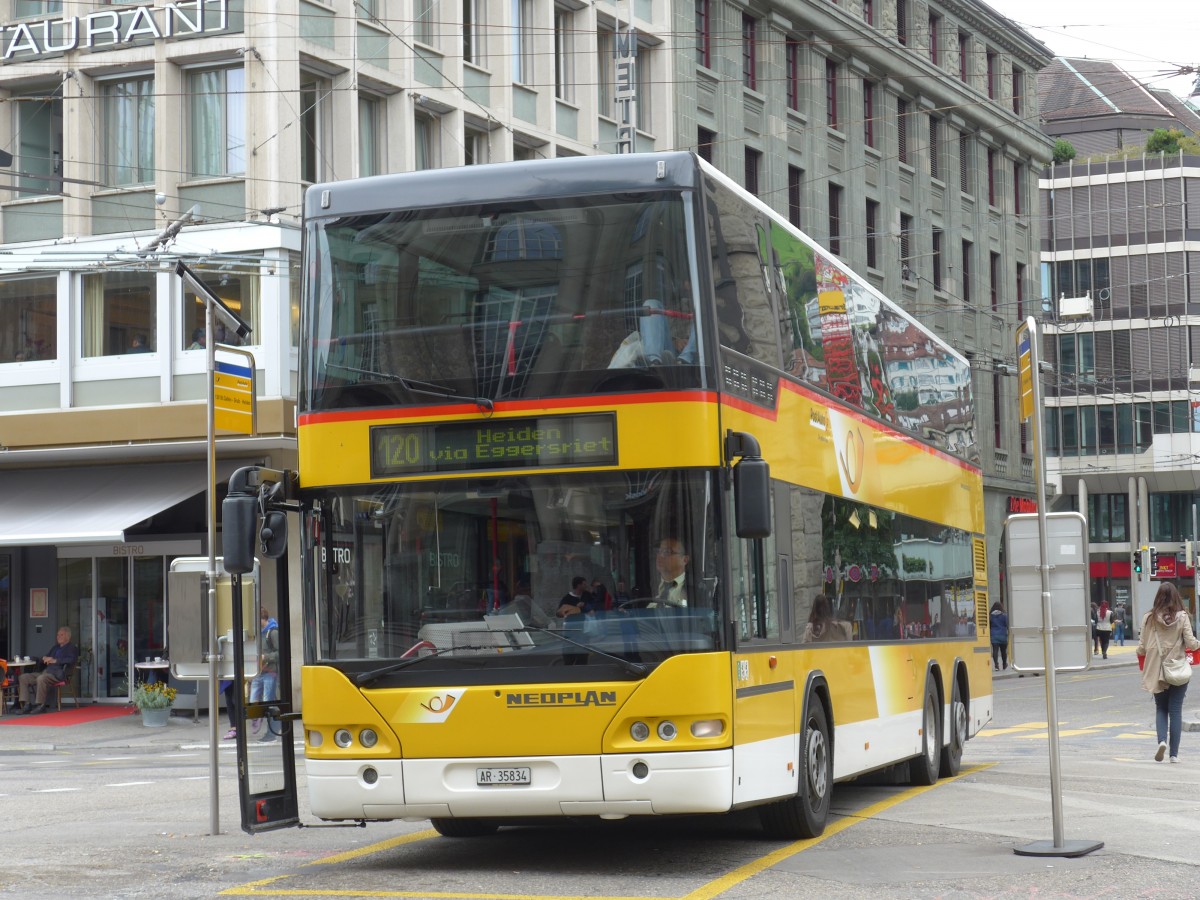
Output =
[{"x1": 0, "y1": 0, "x2": 231, "y2": 62}]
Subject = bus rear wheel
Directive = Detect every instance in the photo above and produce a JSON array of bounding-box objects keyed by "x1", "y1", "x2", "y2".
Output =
[
  {"x1": 430, "y1": 817, "x2": 499, "y2": 838},
  {"x1": 908, "y1": 675, "x2": 941, "y2": 786},
  {"x1": 759, "y1": 698, "x2": 832, "y2": 839},
  {"x1": 940, "y1": 677, "x2": 966, "y2": 777}
]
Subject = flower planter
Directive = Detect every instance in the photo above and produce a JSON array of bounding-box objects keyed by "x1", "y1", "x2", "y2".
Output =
[{"x1": 139, "y1": 706, "x2": 172, "y2": 727}]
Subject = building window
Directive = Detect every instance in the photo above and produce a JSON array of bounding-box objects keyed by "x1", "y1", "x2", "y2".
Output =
[
  {"x1": 512, "y1": 0, "x2": 533, "y2": 83},
  {"x1": 786, "y1": 41, "x2": 801, "y2": 111},
  {"x1": 866, "y1": 200, "x2": 879, "y2": 269},
  {"x1": 554, "y1": 6, "x2": 575, "y2": 102},
  {"x1": 15, "y1": 1, "x2": 63, "y2": 15},
  {"x1": 0, "y1": 275, "x2": 57, "y2": 363},
  {"x1": 1012, "y1": 66, "x2": 1024, "y2": 115},
  {"x1": 1058, "y1": 333, "x2": 1095, "y2": 378},
  {"x1": 189, "y1": 66, "x2": 245, "y2": 178},
  {"x1": 463, "y1": 0, "x2": 480, "y2": 65},
  {"x1": 863, "y1": 0, "x2": 874, "y2": 26},
  {"x1": 358, "y1": 94, "x2": 383, "y2": 177},
  {"x1": 82, "y1": 271, "x2": 156, "y2": 358},
  {"x1": 899, "y1": 213, "x2": 913, "y2": 276},
  {"x1": 897, "y1": 99, "x2": 909, "y2": 165},
  {"x1": 696, "y1": 0, "x2": 711, "y2": 69},
  {"x1": 102, "y1": 76, "x2": 154, "y2": 187},
  {"x1": 961, "y1": 240, "x2": 973, "y2": 303},
  {"x1": 745, "y1": 148, "x2": 761, "y2": 196},
  {"x1": 863, "y1": 80, "x2": 875, "y2": 147},
  {"x1": 932, "y1": 228, "x2": 943, "y2": 291},
  {"x1": 986, "y1": 50, "x2": 997, "y2": 99},
  {"x1": 465, "y1": 127, "x2": 488, "y2": 165},
  {"x1": 959, "y1": 131, "x2": 971, "y2": 194},
  {"x1": 1013, "y1": 161, "x2": 1023, "y2": 215},
  {"x1": 828, "y1": 183, "x2": 843, "y2": 256},
  {"x1": 788, "y1": 166, "x2": 803, "y2": 228},
  {"x1": 597, "y1": 27, "x2": 614, "y2": 117},
  {"x1": 928, "y1": 13, "x2": 940, "y2": 65},
  {"x1": 1015, "y1": 262, "x2": 1027, "y2": 320},
  {"x1": 989, "y1": 251, "x2": 1000, "y2": 311},
  {"x1": 896, "y1": 0, "x2": 908, "y2": 45},
  {"x1": 928, "y1": 115, "x2": 940, "y2": 180},
  {"x1": 415, "y1": 0, "x2": 437, "y2": 46},
  {"x1": 635, "y1": 41, "x2": 652, "y2": 132},
  {"x1": 415, "y1": 112, "x2": 438, "y2": 170},
  {"x1": 993, "y1": 372, "x2": 1003, "y2": 447},
  {"x1": 987, "y1": 147, "x2": 997, "y2": 206},
  {"x1": 698, "y1": 127, "x2": 716, "y2": 164},
  {"x1": 181, "y1": 262, "x2": 259, "y2": 351},
  {"x1": 742, "y1": 13, "x2": 758, "y2": 90},
  {"x1": 958, "y1": 31, "x2": 969, "y2": 81},
  {"x1": 825, "y1": 59, "x2": 839, "y2": 128},
  {"x1": 300, "y1": 75, "x2": 331, "y2": 184},
  {"x1": 14, "y1": 85, "x2": 63, "y2": 197}
]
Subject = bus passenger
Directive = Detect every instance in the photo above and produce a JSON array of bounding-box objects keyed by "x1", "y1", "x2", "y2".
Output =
[
  {"x1": 802, "y1": 595, "x2": 851, "y2": 642},
  {"x1": 557, "y1": 576, "x2": 594, "y2": 617}
]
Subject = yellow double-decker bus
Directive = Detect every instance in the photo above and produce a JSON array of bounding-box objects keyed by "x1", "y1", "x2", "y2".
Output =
[{"x1": 227, "y1": 151, "x2": 992, "y2": 839}]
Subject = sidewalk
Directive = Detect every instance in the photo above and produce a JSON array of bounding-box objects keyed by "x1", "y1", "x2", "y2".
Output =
[
  {"x1": 0, "y1": 704, "x2": 238, "y2": 752},
  {"x1": 993, "y1": 640, "x2": 1141, "y2": 681}
]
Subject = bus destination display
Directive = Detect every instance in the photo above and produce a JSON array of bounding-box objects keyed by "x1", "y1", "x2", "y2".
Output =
[{"x1": 371, "y1": 413, "x2": 617, "y2": 476}]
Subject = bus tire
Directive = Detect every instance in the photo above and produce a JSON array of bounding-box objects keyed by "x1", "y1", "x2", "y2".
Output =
[
  {"x1": 759, "y1": 698, "x2": 832, "y2": 839},
  {"x1": 430, "y1": 817, "x2": 499, "y2": 838},
  {"x1": 940, "y1": 676, "x2": 966, "y2": 777},
  {"x1": 908, "y1": 676, "x2": 941, "y2": 786}
]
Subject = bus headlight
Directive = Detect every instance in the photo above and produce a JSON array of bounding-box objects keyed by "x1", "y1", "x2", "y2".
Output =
[
  {"x1": 307, "y1": 730, "x2": 323, "y2": 747},
  {"x1": 334, "y1": 728, "x2": 353, "y2": 748},
  {"x1": 690, "y1": 719, "x2": 725, "y2": 738},
  {"x1": 359, "y1": 728, "x2": 379, "y2": 749},
  {"x1": 630, "y1": 721, "x2": 650, "y2": 741}
]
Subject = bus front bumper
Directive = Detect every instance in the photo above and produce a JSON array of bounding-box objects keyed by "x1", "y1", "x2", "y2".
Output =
[{"x1": 306, "y1": 749, "x2": 734, "y2": 821}]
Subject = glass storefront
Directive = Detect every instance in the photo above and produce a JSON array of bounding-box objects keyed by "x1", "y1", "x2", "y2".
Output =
[{"x1": 57, "y1": 553, "x2": 172, "y2": 703}]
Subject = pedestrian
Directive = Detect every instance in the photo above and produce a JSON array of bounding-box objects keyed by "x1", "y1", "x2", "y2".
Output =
[
  {"x1": 1137, "y1": 583, "x2": 1200, "y2": 763},
  {"x1": 1096, "y1": 600, "x2": 1113, "y2": 659},
  {"x1": 1090, "y1": 601, "x2": 1099, "y2": 654},
  {"x1": 989, "y1": 601, "x2": 1009, "y2": 670},
  {"x1": 1113, "y1": 603, "x2": 1127, "y2": 646}
]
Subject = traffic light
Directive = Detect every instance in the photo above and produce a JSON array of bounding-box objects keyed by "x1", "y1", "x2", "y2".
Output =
[
  {"x1": 1134, "y1": 550, "x2": 1143, "y2": 574},
  {"x1": 1150, "y1": 547, "x2": 1160, "y2": 575}
]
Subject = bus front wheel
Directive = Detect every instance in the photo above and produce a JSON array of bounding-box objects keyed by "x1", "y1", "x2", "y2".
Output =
[
  {"x1": 430, "y1": 817, "x2": 499, "y2": 838},
  {"x1": 759, "y1": 698, "x2": 832, "y2": 839}
]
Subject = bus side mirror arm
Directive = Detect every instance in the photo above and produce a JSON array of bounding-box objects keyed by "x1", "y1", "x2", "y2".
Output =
[{"x1": 725, "y1": 430, "x2": 771, "y2": 539}]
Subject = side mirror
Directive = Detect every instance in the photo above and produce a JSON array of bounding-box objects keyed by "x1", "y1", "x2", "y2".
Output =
[
  {"x1": 259, "y1": 511, "x2": 288, "y2": 559},
  {"x1": 733, "y1": 456, "x2": 771, "y2": 539},
  {"x1": 222, "y1": 493, "x2": 258, "y2": 575}
]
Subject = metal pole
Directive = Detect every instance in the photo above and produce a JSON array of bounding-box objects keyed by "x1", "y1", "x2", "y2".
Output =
[
  {"x1": 1192, "y1": 505, "x2": 1198, "y2": 621},
  {"x1": 205, "y1": 295, "x2": 220, "y2": 836}
]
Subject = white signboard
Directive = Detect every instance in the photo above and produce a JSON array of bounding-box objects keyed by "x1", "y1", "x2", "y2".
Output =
[{"x1": 1005, "y1": 511, "x2": 1091, "y2": 672}]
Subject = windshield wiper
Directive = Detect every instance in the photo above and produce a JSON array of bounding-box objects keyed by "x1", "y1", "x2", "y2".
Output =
[
  {"x1": 524, "y1": 626, "x2": 648, "y2": 676},
  {"x1": 330, "y1": 365, "x2": 494, "y2": 412},
  {"x1": 354, "y1": 647, "x2": 487, "y2": 686}
]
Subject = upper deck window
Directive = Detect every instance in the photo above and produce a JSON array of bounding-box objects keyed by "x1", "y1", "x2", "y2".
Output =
[{"x1": 304, "y1": 191, "x2": 704, "y2": 412}]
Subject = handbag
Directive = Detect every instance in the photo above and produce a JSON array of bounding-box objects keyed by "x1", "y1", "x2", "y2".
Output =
[{"x1": 1155, "y1": 624, "x2": 1192, "y2": 686}]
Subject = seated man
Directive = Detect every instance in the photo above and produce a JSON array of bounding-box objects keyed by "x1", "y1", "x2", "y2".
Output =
[{"x1": 18, "y1": 625, "x2": 79, "y2": 715}]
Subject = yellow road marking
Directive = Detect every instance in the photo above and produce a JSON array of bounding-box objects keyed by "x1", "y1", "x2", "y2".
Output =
[{"x1": 221, "y1": 766, "x2": 993, "y2": 899}]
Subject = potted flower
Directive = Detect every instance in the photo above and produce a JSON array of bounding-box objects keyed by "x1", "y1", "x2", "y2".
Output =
[{"x1": 132, "y1": 680, "x2": 177, "y2": 727}]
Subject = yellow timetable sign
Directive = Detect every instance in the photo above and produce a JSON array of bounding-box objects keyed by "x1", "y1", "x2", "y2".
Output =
[{"x1": 214, "y1": 352, "x2": 256, "y2": 434}]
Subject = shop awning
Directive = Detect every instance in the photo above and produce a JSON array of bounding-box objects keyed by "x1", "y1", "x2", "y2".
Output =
[{"x1": 0, "y1": 462, "x2": 228, "y2": 546}]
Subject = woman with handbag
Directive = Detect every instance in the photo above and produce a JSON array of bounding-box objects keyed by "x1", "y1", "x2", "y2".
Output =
[{"x1": 1137, "y1": 583, "x2": 1200, "y2": 762}]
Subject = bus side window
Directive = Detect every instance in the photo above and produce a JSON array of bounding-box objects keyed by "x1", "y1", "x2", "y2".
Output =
[{"x1": 730, "y1": 489, "x2": 779, "y2": 642}]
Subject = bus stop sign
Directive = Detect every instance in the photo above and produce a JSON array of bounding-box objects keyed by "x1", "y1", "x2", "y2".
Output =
[{"x1": 1005, "y1": 511, "x2": 1091, "y2": 672}]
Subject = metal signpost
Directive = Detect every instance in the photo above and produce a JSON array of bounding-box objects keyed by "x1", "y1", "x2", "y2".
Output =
[
  {"x1": 1010, "y1": 317, "x2": 1103, "y2": 858},
  {"x1": 176, "y1": 261, "x2": 253, "y2": 836}
]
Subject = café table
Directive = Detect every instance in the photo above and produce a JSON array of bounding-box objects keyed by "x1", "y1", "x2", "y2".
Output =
[
  {"x1": 3, "y1": 657, "x2": 37, "y2": 715},
  {"x1": 134, "y1": 659, "x2": 170, "y2": 684}
]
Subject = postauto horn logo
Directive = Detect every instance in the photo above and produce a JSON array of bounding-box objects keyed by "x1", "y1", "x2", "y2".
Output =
[{"x1": 411, "y1": 689, "x2": 465, "y2": 723}]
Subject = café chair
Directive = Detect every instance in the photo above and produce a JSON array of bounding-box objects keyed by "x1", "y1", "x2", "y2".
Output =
[
  {"x1": 0, "y1": 659, "x2": 13, "y2": 718},
  {"x1": 52, "y1": 656, "x2": 81, "y2": 711}
]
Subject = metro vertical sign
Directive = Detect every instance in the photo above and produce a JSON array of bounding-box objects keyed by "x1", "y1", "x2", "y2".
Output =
[{"x1": 614, "y1": 27, "x2": 637, "y2": 154}]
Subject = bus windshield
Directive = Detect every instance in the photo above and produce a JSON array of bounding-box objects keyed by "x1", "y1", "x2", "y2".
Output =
[
  {"x1": 306, "y1": 470, "x2": 723, "y2": 675},
  {"x1": 304, "y1": 191, "x2": 704, "y2": 412}
]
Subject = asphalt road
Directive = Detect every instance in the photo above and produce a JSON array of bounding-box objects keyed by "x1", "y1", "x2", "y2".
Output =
[{"x1": 3, "y1": 652, "x2": 1197, "y2": 900}]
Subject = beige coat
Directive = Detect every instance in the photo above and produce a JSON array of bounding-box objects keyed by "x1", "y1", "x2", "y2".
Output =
[{"x1": 1137, "y1": 610, "x2": 1200, "y2": 694}]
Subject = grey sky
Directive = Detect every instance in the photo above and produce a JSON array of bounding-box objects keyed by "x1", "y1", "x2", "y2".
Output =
[{"x1": 986, "y1": 1, "x2": 1199, "y2": 102}]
